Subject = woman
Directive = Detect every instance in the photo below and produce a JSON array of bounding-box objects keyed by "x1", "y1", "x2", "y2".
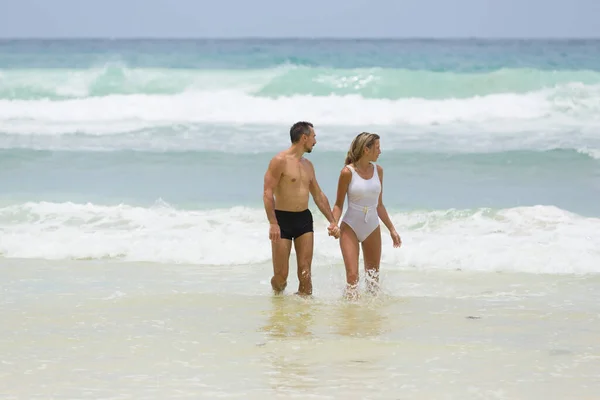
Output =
[{"x1": 332, "y1": 132, "x2": 402, "y2": 299}]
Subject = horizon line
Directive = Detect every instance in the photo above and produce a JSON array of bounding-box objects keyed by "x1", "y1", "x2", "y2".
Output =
[{"x1": 1, "y1": 35, "x2": 599, "y2": 41}]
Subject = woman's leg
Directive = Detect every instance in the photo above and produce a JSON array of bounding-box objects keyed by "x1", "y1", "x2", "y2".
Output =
[
  {"x1": 361, "y1": 225, "x2": 382, "y2": 295},
  {"x1": 339, "y1": 221, "x2": 360, "y2": 300}
]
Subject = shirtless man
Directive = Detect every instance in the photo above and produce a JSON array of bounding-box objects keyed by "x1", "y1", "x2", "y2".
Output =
[{"x1": 263, "y1": 121, "x2": 340, "y2": 296}]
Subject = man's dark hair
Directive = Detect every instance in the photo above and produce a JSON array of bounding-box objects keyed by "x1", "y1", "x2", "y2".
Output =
[{"x1": 290, "y1": 121, "x2": 313, "y2": 143}]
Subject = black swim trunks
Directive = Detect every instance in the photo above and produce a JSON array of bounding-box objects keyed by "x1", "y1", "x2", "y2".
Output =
[{"x1": 274, "y1": 209, "x2": 313, "y2": 240}]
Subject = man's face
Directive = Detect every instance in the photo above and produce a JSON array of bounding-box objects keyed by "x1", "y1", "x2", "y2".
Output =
[{"x1": 303, "y1": 128, "x2": 317, "y2": 153}]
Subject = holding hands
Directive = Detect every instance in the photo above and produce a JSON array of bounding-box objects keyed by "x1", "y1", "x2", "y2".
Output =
[{"x1": 327, "y1": 221, "x2": 340, "y2": 239}]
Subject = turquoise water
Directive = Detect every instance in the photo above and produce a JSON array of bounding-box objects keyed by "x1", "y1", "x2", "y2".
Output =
[
  {"x1": 2, "y1": 40, "x2": 600, "y2": 400},
  {"x1": 0, "y1": 39, "x2": 599, "y2": 272}
]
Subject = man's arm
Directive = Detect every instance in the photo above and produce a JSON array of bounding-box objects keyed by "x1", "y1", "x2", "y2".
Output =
[
  {"x1": 263, "y1": 156, "x2": 284, "y2": 225},
  {"x1": 307, "y1": 160, "x2": 336, "y2": 224}
]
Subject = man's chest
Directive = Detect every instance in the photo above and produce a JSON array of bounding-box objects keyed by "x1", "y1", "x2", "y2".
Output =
[{"x1": 281, "y1": 162, "x2": 311, "y2": 186}]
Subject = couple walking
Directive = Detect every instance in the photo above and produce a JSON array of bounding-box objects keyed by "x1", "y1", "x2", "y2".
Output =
[{"x1": 262, "y1": 121, "x2": 402, "y2": 299}]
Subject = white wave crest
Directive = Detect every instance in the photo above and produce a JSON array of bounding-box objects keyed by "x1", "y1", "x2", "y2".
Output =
[{"x1": 1, "y1": 201, "x2": 598, "y2": 274}]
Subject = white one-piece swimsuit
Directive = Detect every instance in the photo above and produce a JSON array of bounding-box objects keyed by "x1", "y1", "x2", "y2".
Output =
[{"x1": 341, "y1": 163, "x2": 382, "y2": 242}]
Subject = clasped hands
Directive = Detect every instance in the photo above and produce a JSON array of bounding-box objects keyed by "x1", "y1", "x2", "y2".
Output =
[{"x1": 327, "y1": 221, "x2": 340, "y2": 239}]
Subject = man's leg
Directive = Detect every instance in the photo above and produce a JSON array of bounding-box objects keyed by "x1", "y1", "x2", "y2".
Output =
[
  {"x1": 292, "y1": 232, "x2": 314, "y2": 296},
  {"x1": 271, "y1": 238, "x2": 292, "y2": 294}
]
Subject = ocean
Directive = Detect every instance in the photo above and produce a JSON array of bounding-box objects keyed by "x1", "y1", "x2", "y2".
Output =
[{"x1": 1, "y1": 39, "x2": 599, "y2": 399}]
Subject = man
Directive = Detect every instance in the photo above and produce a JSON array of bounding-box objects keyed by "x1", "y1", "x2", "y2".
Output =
[{"x1": 263, "y1": 121, "x2": 340, "y2": 296}]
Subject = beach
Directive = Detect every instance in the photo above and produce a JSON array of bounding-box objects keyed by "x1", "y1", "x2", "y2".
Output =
[
  {"x1": 1, "y1": 38, "x2": 600, "y2": 398},
  {"x1": 2, "y1": 258, "x2": 600, "y2": 399}
]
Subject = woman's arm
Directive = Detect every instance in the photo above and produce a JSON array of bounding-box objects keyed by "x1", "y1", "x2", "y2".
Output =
[
  {"x1": 332, "y1": 166, "x2": 352, "y2": 224},
  {"x1": 376, "y1": 165, "x2": 402, "y2": 247}
]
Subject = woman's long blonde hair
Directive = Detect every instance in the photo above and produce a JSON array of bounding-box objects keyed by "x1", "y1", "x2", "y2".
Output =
[{"x1": 345, "y1": 132, "x2": 380, "y2": 165}]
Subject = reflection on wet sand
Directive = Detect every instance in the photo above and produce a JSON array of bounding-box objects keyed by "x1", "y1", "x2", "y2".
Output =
[
  {"x1": 259, "y1": 293, "x2": 403, "y2": 339},
  {"x1": 255, "y1": 293, "x2": 413, "y2": 397},
  {"x1": 259, "y1": 295, "x2": 317, "y2": 339},
  {"x1": 257, "y1": 295, "x2": 321, "y2": 396},
  {"x1": 333, "y1": 299, "x2": 389, "y2": 338}
]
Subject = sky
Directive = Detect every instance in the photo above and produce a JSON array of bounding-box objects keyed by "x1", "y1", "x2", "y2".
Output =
[{"x1": 1, "y1": 0, "x2": 598, "y2": 38}]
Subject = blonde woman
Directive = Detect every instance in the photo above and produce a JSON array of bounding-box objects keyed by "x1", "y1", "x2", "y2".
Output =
[{"x1": 332, "y1": 132, "x2": 402, "y2": 298}]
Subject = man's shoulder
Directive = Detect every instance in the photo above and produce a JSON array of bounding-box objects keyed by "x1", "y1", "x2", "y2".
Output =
[
  {"x1": 300, "y1": 156, "x2": 314, "y2": 166},
  {"x1": 300, "y1": 157, "x2": 316, "y2": 173},
  {"x1": 269, "y1": 152, "x2": 287, "y2": 166},
  {"x1": 271, "y1": 149, "x2": 287, "y2": 159}
]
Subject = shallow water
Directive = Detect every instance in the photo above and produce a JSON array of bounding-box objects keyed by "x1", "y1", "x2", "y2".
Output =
[
  {"x1": 2, "y1": 258, "x2": 599, "y2": 399},
  {"x1": 2, "y1": 38, "x2": 600, "y2": 399}
]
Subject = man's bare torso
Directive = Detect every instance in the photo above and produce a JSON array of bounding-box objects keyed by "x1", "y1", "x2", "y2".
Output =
[{"x1": 273, "y1": 152, "x2": 313, "y2": 212}]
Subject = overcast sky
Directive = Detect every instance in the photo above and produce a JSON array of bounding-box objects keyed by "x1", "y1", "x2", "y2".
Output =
[{"x1": 1, "y1": 0, "x2": 598, "y2": 38}]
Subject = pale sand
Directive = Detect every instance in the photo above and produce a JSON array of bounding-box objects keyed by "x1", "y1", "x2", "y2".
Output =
[{"x1": 1, "y1": 258, "x2": 599, "y2": 399}]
